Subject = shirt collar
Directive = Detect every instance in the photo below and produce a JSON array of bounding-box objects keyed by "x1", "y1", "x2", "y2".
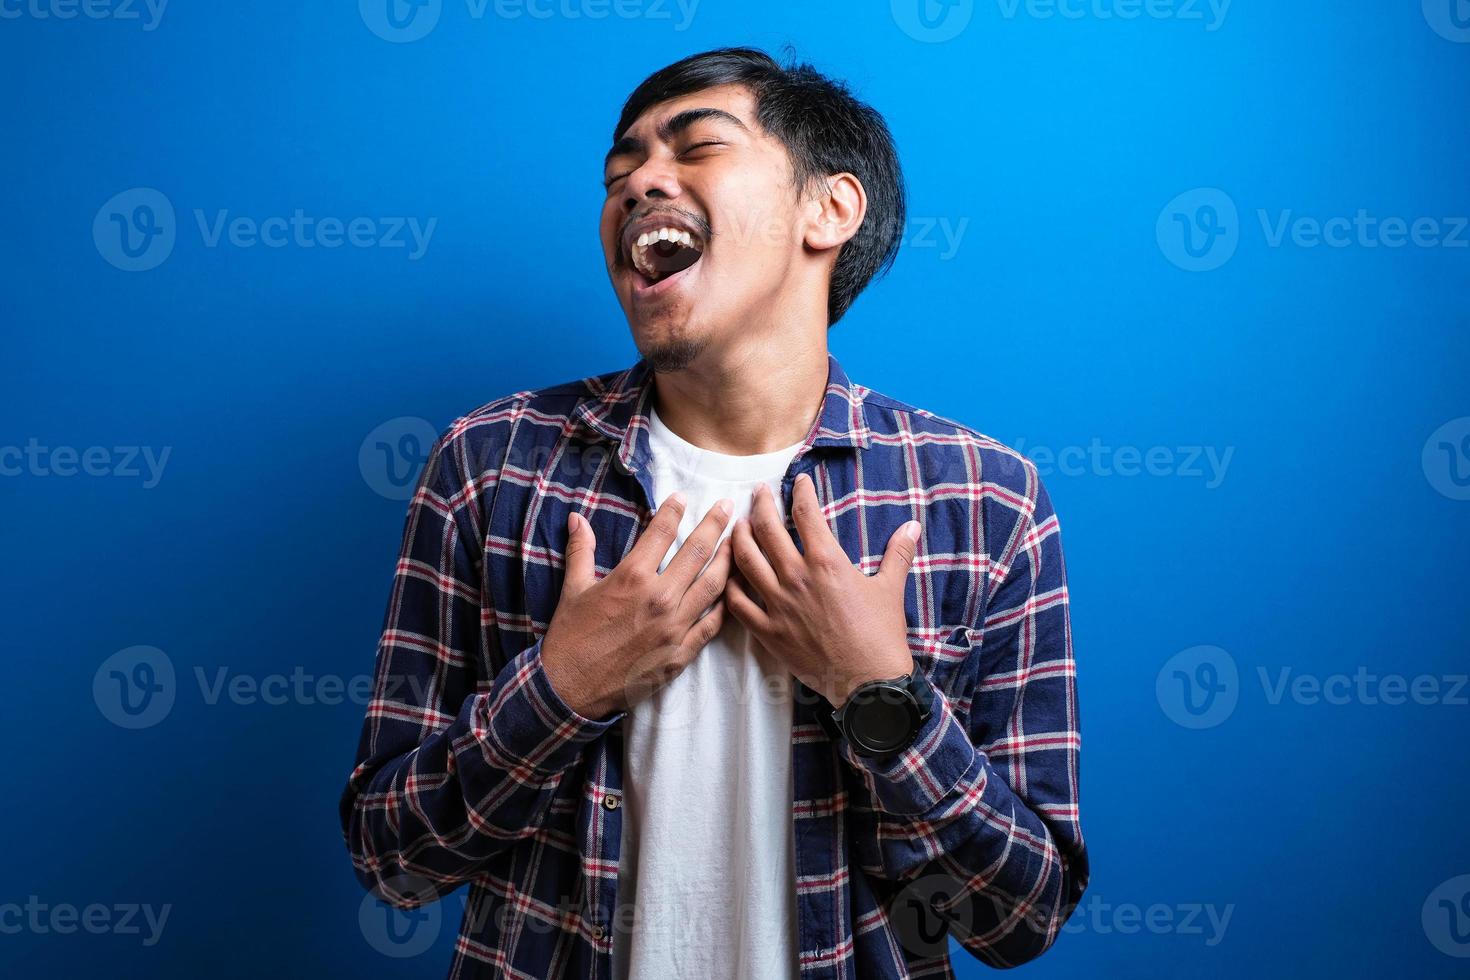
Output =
[{"x1": 573, "y1": 350, "x2": 872, "y2": 474}]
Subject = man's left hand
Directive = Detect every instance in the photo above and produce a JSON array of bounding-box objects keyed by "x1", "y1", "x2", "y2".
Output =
[{"x1": 724, "y1": 472, "x2": 921, "y2": 707}]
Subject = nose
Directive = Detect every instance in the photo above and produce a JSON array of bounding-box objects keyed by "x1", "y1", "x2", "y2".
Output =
[{"x1": 621, "y1": 157, "x2": 680, "y2": 215}]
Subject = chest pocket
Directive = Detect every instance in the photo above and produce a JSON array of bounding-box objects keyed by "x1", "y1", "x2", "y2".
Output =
[{"x1": 912, "y1": 629, "x2": 981, "y2": 725}]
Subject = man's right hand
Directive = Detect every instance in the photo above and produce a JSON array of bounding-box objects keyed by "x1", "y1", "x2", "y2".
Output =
[{"x1": 539, "y1": 491, "x2": 735, "y2": 720}]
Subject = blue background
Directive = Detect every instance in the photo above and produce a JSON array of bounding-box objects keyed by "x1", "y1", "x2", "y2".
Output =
[{"x1": 2, "y1": 1, "x2": 1468, "y2": 976}]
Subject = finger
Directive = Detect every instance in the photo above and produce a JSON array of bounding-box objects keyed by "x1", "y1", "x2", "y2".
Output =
[
  {"x1": 788, "y1": 472, "x2": 839, "y2": 562},
  {"x1": 730, "y1": 513, "x2": 782, "y2": 604},
  {"x1": 661, "y1": 497, "x2": 734, "y2": 588},
  {"x1": 627, "y1": 491, "x2": 688, "y2": 574},
  {"x1": 878, "y1": 520, "x2": 922, "y2": 588},
  {"x1": 562, "y1": 510, "x2": 598, "y2": 598},
  {"x1": 723, "y1": 570, "x2": 772, "y2": 636},
  {"x1": 747, "y1": 483, "x2": 804, "y2": 585},
  {"x1": 677, "y1": 533, "x2": 734, "y2": 623},
  {"x1": 680, "y1": 595, "x2": 727, "y2": 655},
  {"x1": 732, "y1": 568, "x2": 766, "y2": 611}
]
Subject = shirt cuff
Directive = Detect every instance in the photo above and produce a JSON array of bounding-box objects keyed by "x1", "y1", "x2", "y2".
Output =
[
  {"x1": 474, "y1": 636, "x2": 624, "y2": 778},
  {"x1": 835, "y1": 669, "x2": 979, "y2": 817}
]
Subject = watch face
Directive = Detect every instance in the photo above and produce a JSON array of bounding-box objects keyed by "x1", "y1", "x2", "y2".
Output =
[{"x1": 853, "y1": 690, "x2": 915, "y2": 753}]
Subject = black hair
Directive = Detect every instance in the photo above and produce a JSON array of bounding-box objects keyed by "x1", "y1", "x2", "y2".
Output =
[{"x1": 612, "y1": 46, "x2": 907, "y2": 327}]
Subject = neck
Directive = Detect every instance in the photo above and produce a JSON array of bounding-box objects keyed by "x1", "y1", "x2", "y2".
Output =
[{"x1": 649, "y1": 331, "x2": 828, "y2": 457}]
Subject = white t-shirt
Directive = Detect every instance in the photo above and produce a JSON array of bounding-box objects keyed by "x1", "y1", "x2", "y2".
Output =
[{"x1": 611, "y1": 404, "x2": 805, "y2": 980}]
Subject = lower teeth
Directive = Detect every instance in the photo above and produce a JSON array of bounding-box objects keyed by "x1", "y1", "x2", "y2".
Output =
[{"x1": 633, "y1": 239, "x2": 702, "y2": 283}]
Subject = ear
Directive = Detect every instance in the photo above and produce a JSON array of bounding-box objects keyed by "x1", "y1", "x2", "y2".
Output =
[{"x1": 803, "y1": 172, "x2": 867, "y2": 253}]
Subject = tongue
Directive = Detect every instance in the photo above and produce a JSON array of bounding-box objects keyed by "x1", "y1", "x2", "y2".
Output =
[{"x1": 649, "y1": 239, "x2": 702, "y2": 280}]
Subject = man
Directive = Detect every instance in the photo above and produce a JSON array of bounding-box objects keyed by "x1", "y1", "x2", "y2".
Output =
[{"x1": 340, "y1": 46, "x2": 1087, "y2": 979}]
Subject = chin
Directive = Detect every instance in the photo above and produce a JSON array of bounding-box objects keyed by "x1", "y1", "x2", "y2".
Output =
[{"x1": 632, "y1": 322, "x2": 708, "y2": 374}]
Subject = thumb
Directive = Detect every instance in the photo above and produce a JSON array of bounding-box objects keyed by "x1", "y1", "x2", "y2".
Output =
[
  {"x1": 878, "y1": 520, "x2": 921, "y2": 586},
  {"x1": 563, "y1": 511, "x2": 597, "y2": 597}
]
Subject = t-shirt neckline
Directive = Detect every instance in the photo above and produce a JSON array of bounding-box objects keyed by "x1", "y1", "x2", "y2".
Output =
[{"x1": 647, "y1": 404, "x2": 806, "y2": 484}]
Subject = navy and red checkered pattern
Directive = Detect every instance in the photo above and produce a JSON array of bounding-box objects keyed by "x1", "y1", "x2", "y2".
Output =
[{"x1": 339, "y1": 351, "x2": 1088, "y2": 978}]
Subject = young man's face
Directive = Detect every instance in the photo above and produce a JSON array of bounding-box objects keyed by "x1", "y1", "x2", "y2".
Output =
[{"x1": 600, "y1": 83, "x2": 811, "y2": 371}]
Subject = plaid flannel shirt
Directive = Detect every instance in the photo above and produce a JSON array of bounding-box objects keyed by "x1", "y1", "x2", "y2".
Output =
[{"x1": 339, "y1": 351, "x2": 1087, "y2": 979}]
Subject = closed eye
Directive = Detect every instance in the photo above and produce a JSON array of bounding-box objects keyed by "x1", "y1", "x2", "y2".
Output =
[
  {"x1": 603, "y1": 141, "x2": 726, "y2": 188},
  {"x1": 680, "y1": 140, "x2": 725, "y2": 157}
]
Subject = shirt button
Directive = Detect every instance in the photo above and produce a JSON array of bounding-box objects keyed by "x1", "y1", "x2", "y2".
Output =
[{"x1": 603, "y1": 793, "x2": 621, "y2": 810}]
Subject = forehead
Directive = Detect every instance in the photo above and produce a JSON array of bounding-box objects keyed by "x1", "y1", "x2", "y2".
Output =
[{"x1": 618, "y1": 82, "x2": 758, "y2": 139}]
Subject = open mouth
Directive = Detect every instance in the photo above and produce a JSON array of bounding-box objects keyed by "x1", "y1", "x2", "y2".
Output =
[{"x1": 627, "y1": 225, "x2": 705, "y2": 289}]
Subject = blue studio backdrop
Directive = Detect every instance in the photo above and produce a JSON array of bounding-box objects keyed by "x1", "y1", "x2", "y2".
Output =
[{"x1": 2, "y1": 2, "x2": 1468, "y2": 977}]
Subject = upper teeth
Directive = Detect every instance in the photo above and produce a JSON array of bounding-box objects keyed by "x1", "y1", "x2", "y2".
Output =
[
  {"x1": 630, "y1": 226, "x2": 701, "y2": 278},
  {"x1": 636, "y1": 227, "x2": 696, "y2": 249}
]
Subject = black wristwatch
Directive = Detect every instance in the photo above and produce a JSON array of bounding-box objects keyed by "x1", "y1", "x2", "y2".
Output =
[{"x1": 826, "y1": 668, "x2": 934, "y2": 758}]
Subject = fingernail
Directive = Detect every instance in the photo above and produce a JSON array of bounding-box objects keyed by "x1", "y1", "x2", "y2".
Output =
[
  {"x1": 716, "y1": 499, "x2": 733, "y2": 516},
  {"x1": 669, "y1": 491, "x2": 687, "y2": 507},
  {"x1": 904, "y1": 521, "x2": 921, "y2": 542}
]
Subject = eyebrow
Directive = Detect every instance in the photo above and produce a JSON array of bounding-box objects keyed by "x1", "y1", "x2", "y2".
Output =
[{"x1": 603, "y1": 107, "x2": 750, "y2": 169}]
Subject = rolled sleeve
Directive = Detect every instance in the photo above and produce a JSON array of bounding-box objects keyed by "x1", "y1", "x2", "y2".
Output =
[
  {"x1": 835, "y1": 670, "x2": 982, "y2": 818},
  {"x1": 475, "y1": 636, "x2": 625, "y2": 780}
]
